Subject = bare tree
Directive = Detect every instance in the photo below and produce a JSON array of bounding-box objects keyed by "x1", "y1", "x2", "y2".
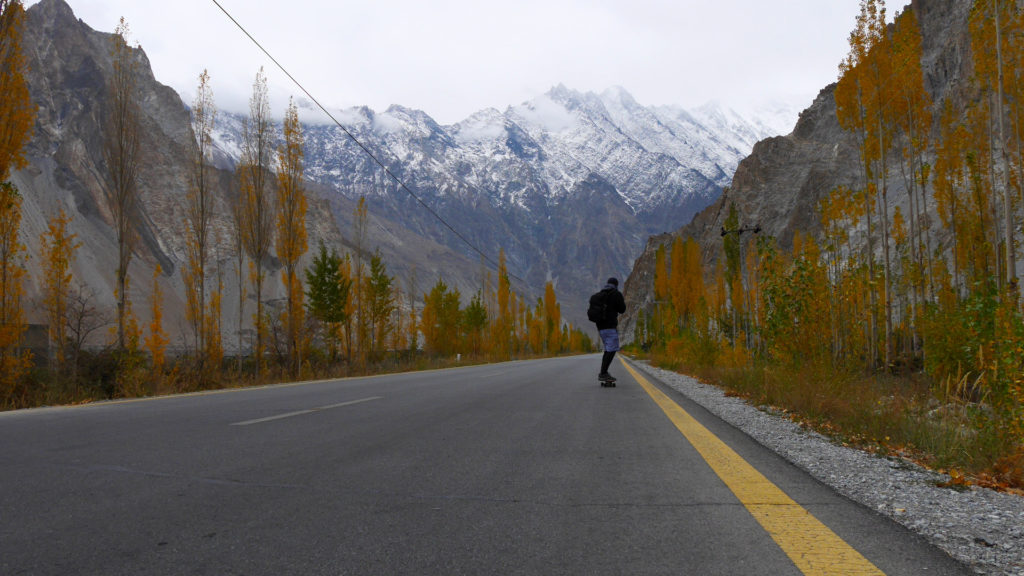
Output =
[
  {"x1": 65, "y1": 282, "x2": 110, "y2": 379},
  {"x1": 185, "y1": 69, "x2": 216, "y2": 360},
  {"x1": 102, "y1": 18, "x2": 141, "y2": 352},
  {"x1": 236, "y1": 68, "x2": 275, "y2": 373}
]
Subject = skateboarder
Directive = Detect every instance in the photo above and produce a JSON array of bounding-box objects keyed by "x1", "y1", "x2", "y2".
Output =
[{"x1": 590, "y1": 277, "x2": 626, "y2": 384}]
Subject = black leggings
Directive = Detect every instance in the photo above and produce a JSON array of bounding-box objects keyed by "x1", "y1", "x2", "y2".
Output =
[{"x1": 601, "y1": 350, "x2": 616, "y2": 374}]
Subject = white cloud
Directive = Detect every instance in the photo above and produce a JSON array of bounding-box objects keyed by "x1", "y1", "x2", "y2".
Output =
[
  {"x1": 512, "y1": 95, "x2": 577, "y2": 133},
  {"x1": 30, "y1": 0, "x2": 867, "y2": 124}
]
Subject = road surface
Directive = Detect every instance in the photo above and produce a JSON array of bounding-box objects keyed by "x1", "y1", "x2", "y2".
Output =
[{"x1": 0, "y1": 355, "x2": 971, "y2": 575}]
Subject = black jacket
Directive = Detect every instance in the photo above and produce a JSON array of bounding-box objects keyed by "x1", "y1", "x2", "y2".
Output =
[{"x1": 595, "y1": 285, "x2": 626, "y2": 330}]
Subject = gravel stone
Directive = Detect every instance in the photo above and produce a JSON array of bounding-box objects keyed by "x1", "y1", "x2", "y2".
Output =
[{"x1": 633, "y1": 361, "x2": 1024, "y2": 576}]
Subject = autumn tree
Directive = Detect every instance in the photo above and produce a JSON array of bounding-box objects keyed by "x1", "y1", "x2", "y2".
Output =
[
  {"x1": 275, "y1": 97, "x2": 307, "y2": 377},
  {"x1": 405, "y1": 269, "x2": 419, "y2": 353},
  {"x1": 338, "y1": 253, "x2": 356, "y2": 361},
  {"x1": 0, "y1": 0, "x2": 34, "y2": 397},
  {"x1": 463, "y1": 291, "x2": 487, "y2": 356},
  {"x1": 231, "y1": 175, "x2": 246, "y2": 372},
  {"x1": 237, "y1": 67, "x2": 275, "y2": 372},
  {"x1": 542, "y1": 281, "x2": 561, "y2": 354},
  {"x1": 1, "y1": 0, "x2": 34, "y2": 185},
  {"x1": 185, "y1": 69, "x2": 216, "y2": 362},
  {"x1": 388, "y1": 284, "x2": 407, "y2": 358},
  {"x1": 722, "y1": 202, "x2": 743, "y2": 343},
  {"x1": 144, "y1": 265, "x2": 168, "y2": 373},
  {"x1": 103, "y1": 18, "x2": 141, "y2": 352},
  {"x1": 970, "y1": 0, "x2": 1017, "y2": 287},
  {"x1": 422, "y1": 278, "x2": 461, "y2": 356},
  {"x1": 352, "y1": 195, "x2": 368, "y2": 364},
  {"x1": 836, "y1": 0, "x2": 887, "y2": 368},
  {"x1": 0, "y1": 183, "x2": 28, "y2": 405},
  {"x1": 889, "y1": 9, "x2": 933, "y2": 310},
  {"x1": 491, "y1": 249, "x2": 513, "y2": 358},
  {"x1": 39, "y1": 208, "x2": 80, "y2": 373},
  {"x1": 365, "y1": 251, "x2": 394, "y2": 361}
]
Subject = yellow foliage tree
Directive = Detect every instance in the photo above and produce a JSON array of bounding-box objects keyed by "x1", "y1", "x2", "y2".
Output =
[
  {"x1": 0, "y1": 183, "x2": 29, "y2": 406},
  {"x1": 237, "y1": 67, "x2": 275, "y2": 374},
  {"x1": 543, "y1": 281, "x2": 561, "y2": 354},
  {"x1": 144, "y1": 265, "x2": 168, "y2": 373},
  {"x1": 39, "y1": 208, "x2": 80, "y2": 373},
  {"x1": 275, "y1": 97, "x2": 307, "y2": 377},
  {"x1": 1, "y1": 0, "x2": 35, "y2": 184}
]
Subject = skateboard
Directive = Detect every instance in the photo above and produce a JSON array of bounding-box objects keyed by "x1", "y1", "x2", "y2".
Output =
[{"x1": 599, "y1": 376, "x2": 617, "y2": 387}]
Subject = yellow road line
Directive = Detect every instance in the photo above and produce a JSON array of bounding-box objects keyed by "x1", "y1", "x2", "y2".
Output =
[{"x1": 620, "y1": 360, "x2": 885, "y2": 576}]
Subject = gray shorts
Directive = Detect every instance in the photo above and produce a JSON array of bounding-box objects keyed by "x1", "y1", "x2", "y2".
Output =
[{"x1": 599, "y1": 329, "x2": 620, "y2": 352}]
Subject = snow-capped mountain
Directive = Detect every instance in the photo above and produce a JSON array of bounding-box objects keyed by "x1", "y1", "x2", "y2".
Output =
[
  {"x1": 13, "y1": 0, "x2": 805, "y2": 337},
  {"x1": 213, "y1": 85, "x2": 801, "y2": 324}
]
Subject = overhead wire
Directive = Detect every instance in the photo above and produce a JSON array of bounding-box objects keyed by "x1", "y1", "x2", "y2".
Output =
[{"x1": 209, "y1": 0, "x2": 526, "y2": 285}]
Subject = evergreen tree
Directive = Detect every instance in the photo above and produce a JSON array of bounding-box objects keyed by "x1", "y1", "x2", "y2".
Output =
[{"x1": 304, "y1": 243, "x2": 350, "y2": 361}]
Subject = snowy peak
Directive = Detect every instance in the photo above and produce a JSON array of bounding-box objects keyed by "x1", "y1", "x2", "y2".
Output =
[{"x1": 209, "y1": 85, "x2": 807, "y2": 327}]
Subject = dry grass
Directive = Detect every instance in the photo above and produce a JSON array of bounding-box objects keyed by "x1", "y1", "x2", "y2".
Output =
[{"x1": 643, "y1": 351, "x2": 1023, "y2": 491}]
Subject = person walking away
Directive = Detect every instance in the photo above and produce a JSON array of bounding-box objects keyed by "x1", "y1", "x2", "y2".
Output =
[{"x1": 592, "y1": 277, "x2": 626, "y2": 384}]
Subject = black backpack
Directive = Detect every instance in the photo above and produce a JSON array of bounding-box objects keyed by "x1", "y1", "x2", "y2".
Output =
[{"x1": 587, "y1": 290, "x2": 608, "y2": 323}]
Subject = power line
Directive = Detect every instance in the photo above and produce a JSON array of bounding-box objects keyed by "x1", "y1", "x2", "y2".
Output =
[{"x1": 209, "y1": 0, "x2": 524, "y2": 285}]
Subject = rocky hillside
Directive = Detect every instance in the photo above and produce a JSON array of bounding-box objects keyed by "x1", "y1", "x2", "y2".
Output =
[
  {"x1": 11, "y1": 0, "x2": 487, "y2": 349},
  {"x1": 619, "y1": 0, "x2": 976, "y2": 341}
]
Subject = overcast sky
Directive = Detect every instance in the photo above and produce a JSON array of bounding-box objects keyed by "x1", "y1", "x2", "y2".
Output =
[{"x1": 31, "y1": 0, "x2": 869, "y2": 124}]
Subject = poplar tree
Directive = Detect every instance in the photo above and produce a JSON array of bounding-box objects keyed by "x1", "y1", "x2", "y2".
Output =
[
  {"x1": 0, "y1": 182, "x2": 28, "y2": 405},
  {"x1": 352, "y1": 195, "x2": 368, "y2": 364},
  {"x1": 237, "y1": 67, "x2": 275, "y2": 372},
  {"x1": 275, "y1": 97, "x2": 307, "y2": 376},
  {"x1": 231, "y1": 176, "x2": 246, "y2": 371},
  {"x1": 365, "y1": 252, "x2": 395, "y2": 361},
  {"x1": 463, "y1": 292, "x2": 487, "y2": 356},
  {"x1": 836, "y1": 0, "x2": 887, "y2": 369},
  {"x1": 543, "y1": 281, "x2": 561, "y2": 354},
  {"x1": 493, "y1": 249, "x2": 513, "y2": 358},
  {"x1": 890, "y1": 9, "x2": 933, "y2": 313},
  {"x1": 185, "y1": 69, "x2": 216, "y2": 360},
  {"x1": 144, "y1": 265, "x2": 168, "y2": 373},
  {"x1": 103, "y1": 18, "x2": 141, "y2": 352},
  {"x1": 970, "y1": 0, "x2": 1017, "y2": 288},
  {"x1": 39, "y1": 208, "x2": 80, "y2": 374},
  {"x1": 0, "y1": 0, "x2": 34, "y2": 184},
  {"x1": 422, "y1": 278, "x2": 461, "y2": 356}
]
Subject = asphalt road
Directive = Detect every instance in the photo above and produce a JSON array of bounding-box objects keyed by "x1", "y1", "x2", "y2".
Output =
[{"x1": 0, "y1": 355, "x2": 972, "y2": 575}]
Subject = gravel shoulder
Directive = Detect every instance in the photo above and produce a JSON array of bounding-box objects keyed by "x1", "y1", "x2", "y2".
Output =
[{"x1": 631, "y1": 360, "x2": 1024, "y2": 576}]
